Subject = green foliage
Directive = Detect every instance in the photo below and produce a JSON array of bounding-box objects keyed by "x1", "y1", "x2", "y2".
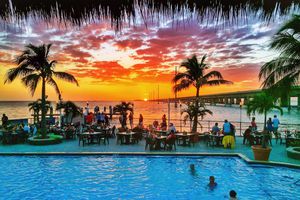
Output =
[
  {"x1": 56, "y1": 101, "x2": 82, "y2": 123},
  {"x1": 289, "y1": 140, "x2": 300, "y2": 147},
  {"x1": 247, "y1": 92, "x2": 283, "y2": 148},
  {"x1": 246, "y1": 93, "x2": 283, "y2": 117},
  {"x1": 4, "y1": 43, "x2": 79, "y2": 138},
  {"x1": 173, "y1": 55, "x2": 232, "y2": 93},
  {"x1": 259, "y1": 15, "x2": 300, "y2": 96},
  {"x1": 181, "y1": 99, "x2": 213, "y2": 132},
  {"x1": 113, "y1": 101, "x2": 133, "y2": 115},
  {"x1": 173, "y1": 55, "x2": 231, "y2": 132}
]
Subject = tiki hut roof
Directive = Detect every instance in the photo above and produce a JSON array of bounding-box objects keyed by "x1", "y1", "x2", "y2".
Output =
[{"x1": 0, "y1": 0, "x2": 299, "y2": 30}]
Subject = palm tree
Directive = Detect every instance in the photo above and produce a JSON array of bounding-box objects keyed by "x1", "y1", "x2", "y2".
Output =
[
  {"x1": 259, "y1": 15, "x2": 300, "y2": 101},
  {"x1": 173, "y1": 55, "x2": 232, "y2": 132},
  {"x1": 56, "y1": 101, "x2": 82, "y2": 124},
  {"x1": 28, "y1": 98, "x2": 51, "y2": 124},
  {"x1": 181, "y1": 99, "x2": 213, "y2": 132},
  {"x1": 5, "y1": 43, "x2": 79, "y2": 138},
  {"x1": 246, "y1": 92, "x2": 283, "y2": 130},
  {"x1": 113, "y1": 101, "x2": 134, "y2": 128}
]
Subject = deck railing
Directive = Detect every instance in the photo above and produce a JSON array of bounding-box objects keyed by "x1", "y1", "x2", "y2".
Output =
[{"x1": 2, "y1": 116, "x2": 300, "y2": 136}]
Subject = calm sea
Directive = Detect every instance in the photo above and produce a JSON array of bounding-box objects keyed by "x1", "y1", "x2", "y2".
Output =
[{"x1": 0, "y1": 101, "x2": 299, "y2": 132}]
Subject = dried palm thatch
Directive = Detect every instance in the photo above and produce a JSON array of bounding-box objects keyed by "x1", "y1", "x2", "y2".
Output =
[{"x1": 0, "y1": 0, "x2": 299, "y2": 30}]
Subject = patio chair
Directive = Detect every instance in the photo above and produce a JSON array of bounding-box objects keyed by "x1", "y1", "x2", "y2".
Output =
[
  {"x1": 164, "y1": 137, "x2": 176, "y2": 150},
  {"x1": 188, "y1": 134, "x2": 198, "y2": 146},
  {"x1": 78, "y1": 134, "x2": 89, "y2": 146},
  {"x1": 116, "y1": 133, "x2": 124, "y2": 144},
  {"x1": 65, "y1": 129, "x2": 76, "y2": 139},
  {"x1": 207, "y1": 135, "x2": 216, "y2": 147},
  {"x1": 131, "y1": 133, "x2": 140, "y2": 144},
  {"x1": 2, "y1": 131, "x2": 13, "y2": 144},
  {"x1": 98, "y1": 133, "x2": 109, "y2": 145},
  {"x1": 145, "y1": 137, "x2": 155, "y2": 150}
]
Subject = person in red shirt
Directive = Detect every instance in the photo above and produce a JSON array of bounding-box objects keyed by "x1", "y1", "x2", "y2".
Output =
[{"x1": 85, "y1": 112, "x2": 94, "y2": 124}]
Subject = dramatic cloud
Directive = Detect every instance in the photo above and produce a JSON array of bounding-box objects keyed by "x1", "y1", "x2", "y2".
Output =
[{"x1": 0, "y1": 15, "x2": 288, "y2": 100}]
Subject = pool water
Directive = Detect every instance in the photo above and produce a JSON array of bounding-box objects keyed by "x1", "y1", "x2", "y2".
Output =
[{"x1": 0, "y1": 156, "x2": 299, "y2": 200}]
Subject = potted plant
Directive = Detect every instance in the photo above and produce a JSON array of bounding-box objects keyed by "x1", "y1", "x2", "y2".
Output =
[{"x1": 247, "y1": 92, "x2": 283, "y2": 161}]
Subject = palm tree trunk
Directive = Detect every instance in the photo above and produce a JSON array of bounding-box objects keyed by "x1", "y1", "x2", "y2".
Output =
[
  {"x1": 41, "y1": 78, "x2": 47, "y2": 138},
  {"x1": 264, "y1": 110, "x2": 267, "y2": 131},
  {"x1": 192, "y1": 87, "x2": 200, "y2": 132}
]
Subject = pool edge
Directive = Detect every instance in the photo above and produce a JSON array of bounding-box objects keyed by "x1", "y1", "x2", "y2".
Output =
[{"x1": 1, "y1": 151, "x2": 300, "y2": 169}]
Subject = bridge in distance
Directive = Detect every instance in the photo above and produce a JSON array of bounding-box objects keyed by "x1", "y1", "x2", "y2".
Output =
[{"x1": 155, "y1": 88, "x2": 300, "y2": 108}]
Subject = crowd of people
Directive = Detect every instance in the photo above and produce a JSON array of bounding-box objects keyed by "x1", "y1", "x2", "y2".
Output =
[{"x1": 243, "y1": 115, "x2": 280, "y2": 145}]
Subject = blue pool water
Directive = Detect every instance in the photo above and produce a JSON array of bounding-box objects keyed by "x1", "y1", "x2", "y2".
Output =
[{"x1": 0, "y1": 156, "x2": 299, "y2": 200}]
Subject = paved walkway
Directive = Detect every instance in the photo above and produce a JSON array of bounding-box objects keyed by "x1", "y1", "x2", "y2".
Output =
[{"x1": 0, "y1": 137, "x2": 299, "y2": 166}]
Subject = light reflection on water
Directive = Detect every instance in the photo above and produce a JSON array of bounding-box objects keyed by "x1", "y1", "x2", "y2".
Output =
[
  {"x1": 0, "y1": 101, "x2": 299, "y2": 127},
  {"x1": 0, "y1": 156, "x2": 299, "y2": 200}
]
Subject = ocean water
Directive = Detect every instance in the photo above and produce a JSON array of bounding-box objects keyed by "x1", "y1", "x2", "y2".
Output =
[{"x1": 0, "y1": 101, "x2": 299, "y2": 131}]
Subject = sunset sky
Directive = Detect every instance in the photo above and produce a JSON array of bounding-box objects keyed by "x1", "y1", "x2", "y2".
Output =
[{"x1": 0, "y1": 13, "x2": 290, "y2": 101}]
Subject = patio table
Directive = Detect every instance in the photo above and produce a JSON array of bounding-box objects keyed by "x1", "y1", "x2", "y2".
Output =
[
  {"x1": 117, "y1": 132, "x2": 137, "y2": 144},
  {"x1": 79, "y1": 132, "x2": 103, "y2": 144},
  {"x1": 209, "y1": 134, "x2": 224, "y2": 147},
  {"x1": 175, "y1": 133, "x2": 195, "y2": 146},
  {"x1": 155, "y1": 130, "x2": 168, "y2": 136}
]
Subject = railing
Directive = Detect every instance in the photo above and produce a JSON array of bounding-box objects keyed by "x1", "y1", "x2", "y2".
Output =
[{"x1": 2, "y1": 116, "x2": 300, "y2": 136}]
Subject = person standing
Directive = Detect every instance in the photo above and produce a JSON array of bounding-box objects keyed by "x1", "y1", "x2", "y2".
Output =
[
  {"x1": 94, "y1": 106, "x2": 99, "y2": 114},
  {"x1": 272, "y1": 115, "x2": 280, "y2": 133},
  {"x1": 129, "y1": 112, "x2": 134, "y2": 129},
  {"x1": 251, "y1": 117, "x2": 257, "y2": 132},
  {"x1": 109, "y1": 106, "x2": 113, "y2": 120},
  {"x1": 272, "y1": 115, "x2": 280, "y2": 142},
  {"x1": 223, "y1": 119, "x2": 231, "y2": 135},
  {"x1": 1, "y1": 114, "x2": 8, "y2": 128},
  {"x1": 266, "y1": 118, "x2": 273, "y2": 133},
  {"x1": 138, "y1": 114, "x2": 143, "y2": 128}
]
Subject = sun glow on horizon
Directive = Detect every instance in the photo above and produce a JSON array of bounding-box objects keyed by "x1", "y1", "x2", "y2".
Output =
[{"x1": 0, "y1": 14, "x2": 285, "y2": 101}]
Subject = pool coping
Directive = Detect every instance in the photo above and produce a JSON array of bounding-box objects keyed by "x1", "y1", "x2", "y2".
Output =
[{"x1": 1, "y1": 151, "x2": 300, "y2": 169}]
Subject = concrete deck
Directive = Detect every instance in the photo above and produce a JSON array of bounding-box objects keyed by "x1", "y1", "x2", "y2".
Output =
[{"x1": 0, "y1": 137, "x2": 299, "y2": 167}]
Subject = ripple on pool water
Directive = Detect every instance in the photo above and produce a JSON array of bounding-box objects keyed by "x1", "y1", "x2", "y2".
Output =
[{"x1": 0, "y1": 156, "x2": 299, "y2": 200}]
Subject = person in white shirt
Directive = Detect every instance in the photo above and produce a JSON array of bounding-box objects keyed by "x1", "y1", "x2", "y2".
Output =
[{"x1": 168, "y1": 123, "x2": 176, "y2": 133}]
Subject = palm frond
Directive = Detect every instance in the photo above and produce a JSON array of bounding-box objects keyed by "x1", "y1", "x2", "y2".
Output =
[
  {"x1": 202, "y1": 70, "x2": 223, "y2": 80},
  {"x1": 278, "y1": 14, "x2": 300, "y2": 35},
  {"x1": 47, "y1": 77, "x2": 61, "y2": 96},
  {"x1": 173, "y1": 79, "x2": 193, "y2": 92},
  {"x1": 172, "y1": 72, "x2": 194, "y2": 83},
  {"x1": 204, "y1": 79, "x2": 233, "y2": 86},
  {"x1": 54, "y1": 71, "x2": 79, "y2": 86},
  {"x1": 21, "y1": 74, "x2": 41, "y2": 96}
]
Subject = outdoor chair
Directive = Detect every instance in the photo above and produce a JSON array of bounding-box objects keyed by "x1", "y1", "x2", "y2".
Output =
[
  {"x1": 188, "y1": 134, "x2": 198, "y2": 146},
  {"x1": 131, "y1": 133, "x2": 140, "y2": 144},
  {"x1": 78, "y1": 134, "x2": 89, "y2": 146},
  {"x1": 65, "y1": 129, "x2": 76, "y2": 139},
  {"x1": 145, "y1": 137, "x2": 155, "y2": 150},
  {"x1": 2, "y1": 131, "x2": 13, "y2": 144},
  {"x1": 98, "y1": 133, "x2": 109, "y2": 145},
  {"x1": 207, "y1": 135, "x2": 216, "y2": 147},
  {"x1": 110, "y1": 126, "x2": 116, "y2": 138},
  {"x1": 116, "y1": 133, "x2": 124, "y2": 144},
  {"x1": 164, "y1": 138, "x2": 176, "y2": 150}
]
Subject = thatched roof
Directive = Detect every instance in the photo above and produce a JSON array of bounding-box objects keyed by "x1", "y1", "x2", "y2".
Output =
[{"x1": 1, "y1": 0, "x2": 299, "y2": 30}]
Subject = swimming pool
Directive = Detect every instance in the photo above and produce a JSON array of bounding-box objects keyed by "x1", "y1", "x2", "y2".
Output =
[{"x1": 0, "y1": 155, "x2": 299, "y2": 200}]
